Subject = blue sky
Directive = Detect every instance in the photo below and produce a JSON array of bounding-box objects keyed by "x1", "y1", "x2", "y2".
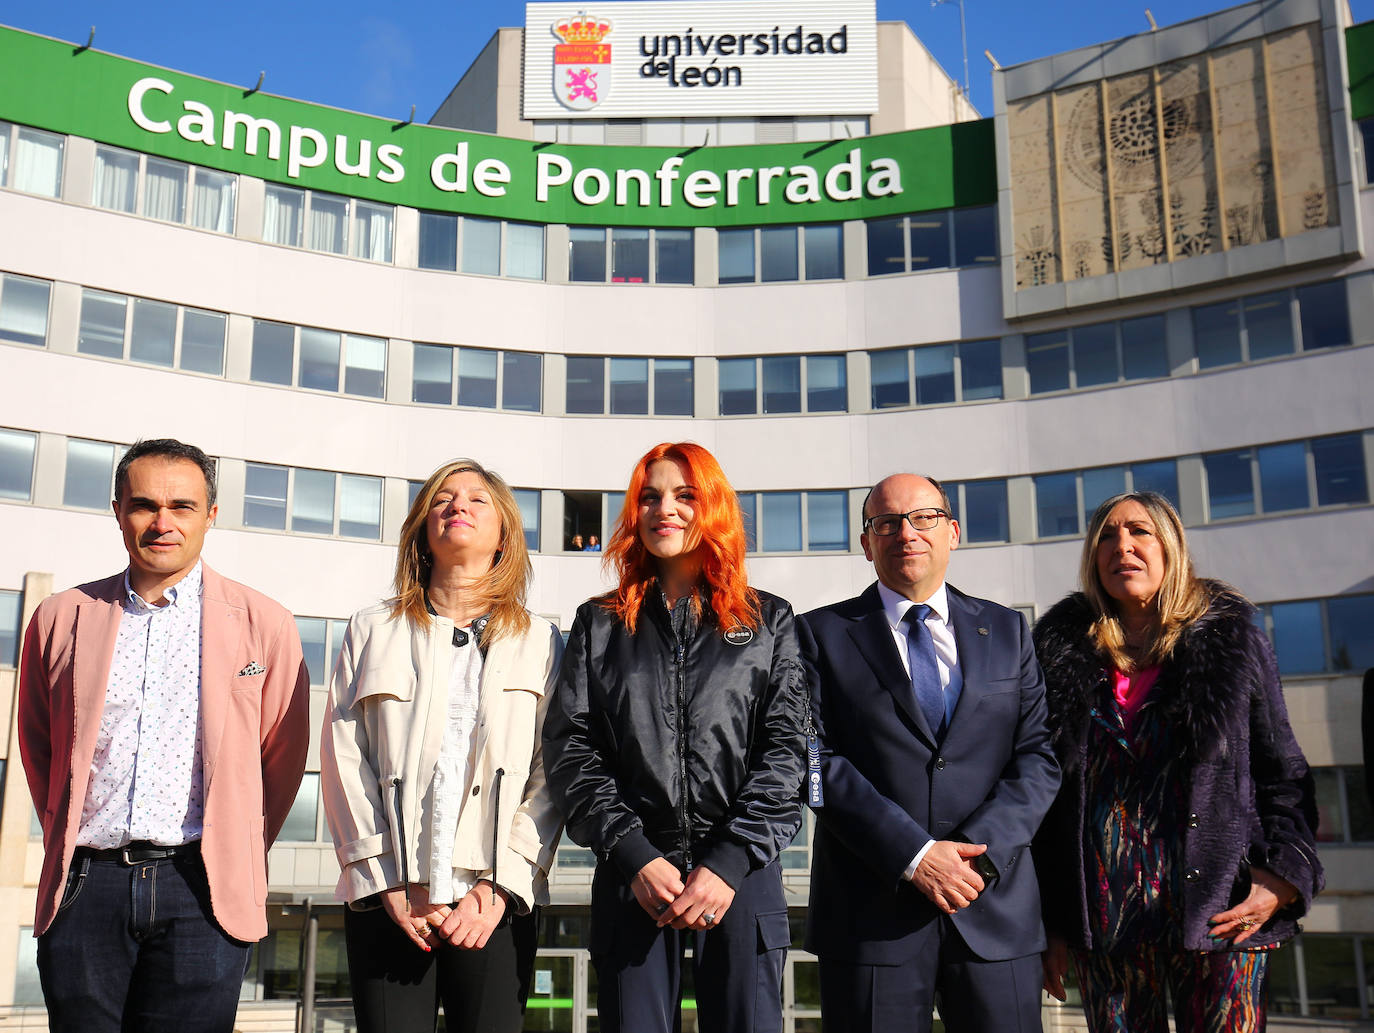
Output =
[{"x1": 3, "y1": 0, "x2": 1371, "y2": 122}]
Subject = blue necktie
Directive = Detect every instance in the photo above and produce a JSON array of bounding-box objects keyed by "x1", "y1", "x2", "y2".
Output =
[{"x1": 903, "y1": 604, "x2": 945, "y2": 738}]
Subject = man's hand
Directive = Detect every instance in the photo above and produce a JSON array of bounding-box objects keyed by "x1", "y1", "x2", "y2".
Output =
[
  {"x1": 631, "y1": 857, "x2": 686, "y2": 922},
  {"x1": 658, "y1": 865, "x2": 736, "y2": 931},
  {"x1": 909, "y1": 840, "x2": 987, "y2": 914},
  {"x1": 437, "y1": 881, "x2": 508, "y2": 950},
  {"x1": 380, "y1": 884, "x2": 451, "y2": 951}
]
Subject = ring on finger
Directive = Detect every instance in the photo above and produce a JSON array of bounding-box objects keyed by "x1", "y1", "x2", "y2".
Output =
[
  {"x1": 703, "y1": 912, "x2": 716, "y2": 926},
  {"x1": 1238, "y1": 917, "x2": 1257, "y2": 931}
]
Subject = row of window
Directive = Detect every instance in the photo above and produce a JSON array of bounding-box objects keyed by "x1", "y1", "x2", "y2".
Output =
[
  {"x1": 92, "y1": 144, "x2": 237, "y2": 234},
  {"x1": 1035, "y1": 432, "x2": 1367, "y2": 539},
  {"x1": 1, "y1": 427, "x2": 1367, "y2": 556},
  {"x1": 1256, "y1": 594, "x2": 1374, "y2": 677},
  {"x1": 3, "y1": 270, "x2": 1361, "y2": 415},
  {"x1": 3, "y1": 119, "x2": 997, "y2": 285}
]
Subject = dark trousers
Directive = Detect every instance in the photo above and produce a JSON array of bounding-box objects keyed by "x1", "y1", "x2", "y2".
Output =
[
  {"x1": 344, "y1": 904, "x2": 537, "y2": 1033},
  {"x1": 36, "y1": 850, "x2": 250, "y2": 1033},
  {"x1": 590, "y1": 859, "x2": 791, "y2": 1033},
  {"x1": 819, "y1": 917, "x2": 1043, "y2": 1033}
]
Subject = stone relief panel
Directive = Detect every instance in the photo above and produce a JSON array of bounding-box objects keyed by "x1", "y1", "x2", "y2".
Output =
[
  {"x1": 1007, "y1": 20, "x2": 1339, "y2": 294},
  {"x1": 1008, "y1": 93, "x2": 1062, "y2": 287}
]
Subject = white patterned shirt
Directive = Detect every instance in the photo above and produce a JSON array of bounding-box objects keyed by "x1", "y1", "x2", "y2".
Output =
[{"x1": 77, "y1": 561, "x2": 206, "y2": 848}]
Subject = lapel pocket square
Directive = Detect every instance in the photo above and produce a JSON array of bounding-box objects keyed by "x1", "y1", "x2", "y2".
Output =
[{"x1": 237, "y1": 661, "x2": 267, "y2": 677}]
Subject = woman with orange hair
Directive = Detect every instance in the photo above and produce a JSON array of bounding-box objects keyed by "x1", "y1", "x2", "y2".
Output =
[{"x1": 544, "y1": 442, "x2": 807, "y2": 1033}]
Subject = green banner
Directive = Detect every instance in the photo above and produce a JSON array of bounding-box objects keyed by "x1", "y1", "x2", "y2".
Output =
[
  {"x1": 0, "y1": 24, "x2": 995, "y2": 226},
  {"x1": 1347, "y1": 21, "x2": 1374, "y2": 121}
]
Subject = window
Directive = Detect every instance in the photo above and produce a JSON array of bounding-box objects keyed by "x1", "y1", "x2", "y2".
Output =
[
  {"x1": 1269, "y1": 934, "x2": 1373, "y2": 1019},
  {"x1": 263, "y1": 185, "x2": 392, "y2": 262},
  {"x1": 715, "y1": 225, "x2": 842, "y2": 284},
  {"x1": 295, "y1": 616, "x2": 351, "y2": 686},
  {"x1": 410, "y1": 345, "x2": 541, "y2": 412},
  {"x1": 1035, "y1": 462, "x2": 1181, "y2": 539},
  {"x1": 865, "y1": 206, "x2": 996, "y2": 275},
  {"x1": 250, "y1": 320, "x2": 386, "y2": 398},
  {"x1": 868, "y1": 340, "x2": 1004, "y2": 409},
  {"x1": 90, "y1": 145, "x2": 237, "y2": 232},
  {"x1": 514, "y1": 489, "x2": 541, "y2": 551},
  {"x1": 243, "y1": 464, "x2": 380, "y2": 540},
  {"x1": 0, "y1": 428, "x2": 36, "y2": 501},
  {"x1": 1256, "y1": 593, "x2": 1374, "y2": 674},
  {"x1": 947, "y1": 480, "x2": 1009, "y2": 543},
  {"x1": 1360, "y1": 117, "x2": 1374, "y2": 184},
  {"x1": 1027, "y1": 315, "x2": 1167, "y2": 394},
  {"x1": 1, "y1": 122, "x2": 65, "y2": 197},
  {"x1": 0, "y1": 273, "x2": 51, "y2": 347},
  {"x1": 418, "y1": 213, "x2": 544, "y2": 279},
  {"x1": 74, "y1": 288, "x2": 225, "y2": 374},
  {"x1": 570, "y1": 227, "x2": 693, "y2": 283},
  {"x1": 63, "y1": 438, "x2": 120, "y2": 510},
  {"x1": 1296, "y1": 281, "x2": 1351, "y2": 351},
  {"x1": 1311, "y1": 766, "x2": 1374, "y2": 844},
  {"x1": 718, "y1": 355, "x2": 847, "y2": 415},
  {"x1": 564, "y1": 356, "x2": 694, "y2": 416},
  {"x1": 277, "y1": 773, "x2": 320, "y2": 842},
  {"x1": 245, "y1": 463, "x2": 289, "y2": 529},
  {"x1": 0, "y1": 588, "x2": 21, "y2": 667},
  {"x1": 737, "y1": 490, "x2": 850, "y2": 553},
  {"x1": 1204, "y1": 433, "x2": 1368, "y2": 521}
]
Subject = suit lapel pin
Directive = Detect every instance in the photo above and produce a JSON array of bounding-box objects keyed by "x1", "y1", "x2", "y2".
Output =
[
  {"x1": 237, "y1": 661, "x2": 267, "y2": 677},
  {"x1": 977, "y1": 627, "x2": 989, "y2": 636}
]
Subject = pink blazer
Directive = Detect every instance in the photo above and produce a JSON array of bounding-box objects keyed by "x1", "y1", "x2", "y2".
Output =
[{"x1": 17, "y1": 564, "x2": 310, "y2": 941}]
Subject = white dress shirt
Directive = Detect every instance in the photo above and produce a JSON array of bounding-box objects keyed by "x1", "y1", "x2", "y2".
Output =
[
  {"x1": 426, "y1": 632, "x2": 485, "y2": 904},
  {"x1": 874, "y1": 581, "x2": 964, "y2": 878},
  {"x1": 78, "y1": 561, "x2": 205, "y2": 848}
]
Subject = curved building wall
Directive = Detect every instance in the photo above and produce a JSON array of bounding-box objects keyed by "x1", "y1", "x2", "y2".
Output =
[{"x1": 0, "y1": 2, "x2": 1371, "y2": 1024}]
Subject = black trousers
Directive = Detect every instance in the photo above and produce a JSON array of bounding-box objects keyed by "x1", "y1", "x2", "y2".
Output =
[
  {"x1": 590, "y1": 859, "x2": 791, "y2": 1033},
  {"x1": 818, "y1": 916, "x2": 1043, "y2": 1033},
  {"x1": 344, "y1": 904, "x2": 537, "y2": 1033}
]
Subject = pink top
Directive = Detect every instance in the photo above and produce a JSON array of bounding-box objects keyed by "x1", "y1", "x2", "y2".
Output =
[{"x1": 1111, "y1": 665, "x2": 1161, "y2": 734}]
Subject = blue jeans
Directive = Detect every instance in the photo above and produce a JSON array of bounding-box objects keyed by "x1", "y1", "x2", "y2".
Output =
[{"x1": 36, "y1": 849, "x2": 251, "y2": 1033}]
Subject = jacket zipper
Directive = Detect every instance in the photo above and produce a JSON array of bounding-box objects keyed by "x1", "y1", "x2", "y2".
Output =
[
  {"x1": 390, "y1": 776, "x2": 410, "y2": 904},
  {"x1": 674, "y1": 636, "x2": 692, "y2": 869},
  {"x1": 490, "y1": 767, "x2": 504, "y2": 910}
]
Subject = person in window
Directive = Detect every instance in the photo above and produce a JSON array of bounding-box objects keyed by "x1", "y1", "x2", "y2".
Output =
[
  {"x1": 543, "y1": 441, "x2": 806, "y2": 1033},
  {"x1": 1033, "y1": 492, "x2": 1323, "y2": 1032},
  {"x1": 584, "y1": 534, "x2": 602, "y2": 552},
  {"x1": 570, "y1": 533, "x2": 585, "y2": 552},
  {"x1": 321, "y1": 458, "x2": 563, "y2": 1033}
]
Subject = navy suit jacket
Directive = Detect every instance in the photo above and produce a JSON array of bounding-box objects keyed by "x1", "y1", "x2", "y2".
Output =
[{"x1": 800, "y1": 582, "x2": 1060, "y2": 964}]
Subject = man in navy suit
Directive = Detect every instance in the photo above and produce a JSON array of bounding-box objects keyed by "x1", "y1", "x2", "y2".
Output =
[{"x1": 800, "y1": 473, "x2": 1060, "y2": 1032}]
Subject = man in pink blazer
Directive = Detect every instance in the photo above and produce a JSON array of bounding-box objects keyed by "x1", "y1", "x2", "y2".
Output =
[{"x1": 18, "y1": 438, "x2": 310, "y2": 1033}]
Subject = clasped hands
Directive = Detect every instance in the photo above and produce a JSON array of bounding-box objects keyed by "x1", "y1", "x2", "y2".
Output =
[
  {"x1": 632, "y1": 856, "x2": 736, "y2": 931},
  {"x1": 381, "y1": 881, "x2": 510, "y2": 952},
  {"x1": 909, "y1": 840, "x2": 989, "y2": 916}
]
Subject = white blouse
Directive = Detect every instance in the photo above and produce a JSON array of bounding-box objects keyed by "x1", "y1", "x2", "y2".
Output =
[{"x1": 425, "y1": 633, "x2": 484, "y2": 904}]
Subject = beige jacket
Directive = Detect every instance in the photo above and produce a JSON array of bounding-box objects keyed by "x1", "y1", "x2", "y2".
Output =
[{"x1": 320, "y1": 601, "x2": 563, "y2": 912}]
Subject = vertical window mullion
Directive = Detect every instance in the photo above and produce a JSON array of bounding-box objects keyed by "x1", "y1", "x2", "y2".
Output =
[
  {"x1": 1074, "y1": 473, "x2": 1086, "y2": 535},
  {"x1": 1355, "y1": 935, "x2": 1369, "y2": 1018},
  {"x1": 292, "y1": 327, "x2": 303, "y2": 387},
  {"x1": 1294, "y1": 937, "x2": 1309, "y2": 1014},
  {"x1": 646, "y1": 358, "x2": 656, "y2": 412},
  {"x1": 284, "y1": 468, "x2": 297, "y2": 531},
  {"x1": 1066, "y1": 330, "x2": 1078, "y2": 391},
  {"x1": 332, "y1": 472, "x2": 342, "y2": 535},
  {"x1": 1305, "y1": 440, "x2": 1319, "y2": 514},
  {"x1": 498, "y1": 222, "x2": 508, "y2": 276},
  {"x1": 1114, "y1": 324, "x2": 1125, "y2": 383},
  {"x1": 122, "y1": 295, "x2": 135, "y2": 360},
  {"x1": 1335, "y1": 770, "x2": 1351, "y2": 844},
  {"x1": 907, "y1": 349, "x2": 916, "y2": 405},
  {"x1": 1321, "y1": 599, "x2": 1335, "y2": 676},
  {"x1": 798, "y1": 492, "x2": 810, "y2": 552},
  {"x1": 494, "y1": 349, "x2": 506, "y2": 411},
  {"x1": 1249, "y1": 450, "x2": 1262, "y2": 515},
  {"x1": 902, "y1": 216, "x2": 912, "y2": 271},
  {"x1": 755, "y1": 359, "x2": 764, "y2": 412},
  {"x1": 172, "y1": 306, "x2": 184, "y2": 368},
  {"x1": 951, "y1": 345, "x2": 964, "y2": 403},
  {"x1": 1238, "y1": 298, "x2": 1251, "y2": 363}
]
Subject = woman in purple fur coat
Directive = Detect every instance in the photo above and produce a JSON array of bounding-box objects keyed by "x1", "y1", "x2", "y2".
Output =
[{"x1": 1032, "y1": 492, "x2": 1322, "y2": 1033}]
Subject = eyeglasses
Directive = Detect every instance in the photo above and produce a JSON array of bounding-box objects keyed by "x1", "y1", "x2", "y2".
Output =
[{"x1": 863, "y1": 509, "x2": 950, "y2": 536}]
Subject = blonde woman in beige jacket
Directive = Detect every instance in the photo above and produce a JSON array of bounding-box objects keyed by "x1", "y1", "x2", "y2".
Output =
[{"x1": 321, "y1": 458, "x2": 563, "y2": 1033}]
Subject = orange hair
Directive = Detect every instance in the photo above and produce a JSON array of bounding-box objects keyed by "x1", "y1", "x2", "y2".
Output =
[{"x1": 603, "y1": 442, "x2": 759, "y2": 635}]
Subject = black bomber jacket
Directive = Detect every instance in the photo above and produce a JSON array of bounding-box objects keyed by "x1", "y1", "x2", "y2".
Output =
[{"x1": 542, "y1": 587, "x2": 807, "y2": 889}]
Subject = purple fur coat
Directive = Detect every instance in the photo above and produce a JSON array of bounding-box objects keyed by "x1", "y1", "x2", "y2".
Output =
[{"x1": 1031, "y1": 584, "x2": 1323, "y2": 952}]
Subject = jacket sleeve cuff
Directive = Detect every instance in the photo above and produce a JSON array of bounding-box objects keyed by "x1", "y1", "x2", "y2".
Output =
[
  {"x1": 340, "y1": 852, "x2": 400, "y2": 903},
  {"x1": 611, "y1": 830, "x2": 663, "y2": 881},
  {"x1": 699, "y1": 841, "x2": 750, "y2": 890}
]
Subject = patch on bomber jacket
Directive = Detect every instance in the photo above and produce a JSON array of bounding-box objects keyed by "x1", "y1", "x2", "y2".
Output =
[{"x1": 723, "y1": 626, "x2": 754, "y2": 646}]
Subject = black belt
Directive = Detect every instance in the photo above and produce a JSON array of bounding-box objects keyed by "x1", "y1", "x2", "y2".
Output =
[{"x1": 77, "y1": 841, "x2": 201, "y2": 865}]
